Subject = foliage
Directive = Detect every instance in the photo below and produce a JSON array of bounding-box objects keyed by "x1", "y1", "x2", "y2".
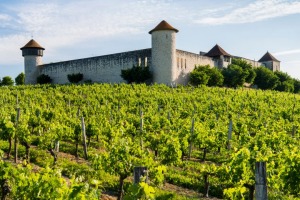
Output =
[
  {"x1": 222, "y1": 64, "x2": 249, "y2": 88},
  {"x1": 121, "y1": 65, "x2": 152, "y2": 83},
  {"x1": 15, "y1": 73, "x2": 25, "y2": 85},
  {"x1": 67, "y1": 73, "x2": 84, "y2": 84},
  {"x1": 274, "y1": 71, "x2": 294, "y2": 92},
  {"x1": 293, "y1": 78, "x2": 300, "y2": 93},
  {"x1": 189, "y1": 65, "x2": 223, "y2": 87},
  {"x1": 124, "y1": 182, "x2": 155, "y2": 200},
  {"x1": 37, "y1": 74, "x2": 52, "y2": 84},
  {"x1": 231, "y1": 58, "x2": 256, "y2": 84},
  {"x1": 254, "y1": 67, "x2": 279, "y2": 90},
  {"x1": 1, "y1": 76, "x2": 14, "y2": 86}
]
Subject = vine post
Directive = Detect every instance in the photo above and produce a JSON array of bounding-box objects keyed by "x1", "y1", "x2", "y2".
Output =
[
  {"x1": 227, "y1": 119, "x2": 233, "y2": 150},
  {"x1": 140, "y1": 111, "x2": 144, "y2": 150},
  {"x1": 133, "y1": 167, "x2": 148, "y2": 184},
  {"x1": 255, "y1": 162, "x2": 267, "y2": 200},
  {"x1": 14, "y1": 108, "x2": 20, "y2": 163},
  {"x1": 188, "y1": 118, "x2": 195, "y2": 159},
  {"x1": 81, "y1": 116, "x2": 88, "y2": 160}
]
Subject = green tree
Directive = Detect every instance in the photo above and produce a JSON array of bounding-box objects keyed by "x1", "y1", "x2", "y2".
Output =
[
  {"x1": 37, "y1": 74, "x2": 52, "y2": 84},
  {"x1": 231, "y1": 59, "x2": 256, "y2": 84},
  {"x1": 293, "y1": 78, "x2": 300, "y2": 93},
  {"x1": 121, "y1": 66, "x2": 152, "y2": 83},
  {"x1": 1, "y1": 76, "x2": 14, "y2": 86},
  {"x1": 67, "y1": 73, "x2": 83, "y2": 84},
  {"x1": 15, "y1": 73, "x2": 25, "y2": 85},
  {"x1": 190, "y1": 65, "x2": 224, "y2": 87},
  {"x1": 222, "y1": 65, "x2": 249, "y2": 88},
  {"x1": 274, "y1": 71, "x2": 294, "y2": 92},
  {"x1": 254, "y1": 67, "x2": 279, "y2": 90}
]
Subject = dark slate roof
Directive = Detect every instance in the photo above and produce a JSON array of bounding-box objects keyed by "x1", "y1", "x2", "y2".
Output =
[
  {"x1": 205, "y1": 44, "x2": 231, "y2": 57},
  {"x1": 21, "y1": 39, "x2": 45, "y2": 50},
  {"x1": 258, "y1": 52, "x2": 280, "y2": 62},
  {"x1": 149, "y1": 20, "x2": 179, "y2": 34}
]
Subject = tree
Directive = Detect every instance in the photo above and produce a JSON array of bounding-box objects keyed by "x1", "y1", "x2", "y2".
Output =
[
  {"x1": 222, "y1": 65, "x2": 249, "y2": 88},
  {"x1": 293, "y1": 79, "x2": 300, "y2": 94},
  {"x1": 254, "y1": 67, "x2": 279, "y2": 90},
  {"x1": 121, "y1": 66, "x2": 152, "y2": 83},
  {"x1": 231, "y1": 59, "x2": 256, "y2": 84},
  {"x1": 37, "y1": 74, "x2": 52, "y2": 84},
  {"x1": 1, "y1": 76, "x2": 14, "y2": 86},
  {"x1": 189, "y1": 65, "x2": 223, "y2": 87},
  {"x1": 67, "y1": 73, "x2": 83, "y2": 83},
  {"x1": 15, "y1": 73, "x2": 25, "y2": 85},
  {"x1": 274, "y1": 71, "x2": 294, "y2": 92}
]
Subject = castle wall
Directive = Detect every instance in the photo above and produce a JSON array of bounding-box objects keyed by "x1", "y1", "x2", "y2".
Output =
[
  {"x1": 39, "y1": 49, "x2": 151, "y2": 84},
  {"x1": 233, "y1": 56, "x2": 262, "y2": 68},
  {"x1": 175, "y1": 50, "x2": 215, "y2": 85}
]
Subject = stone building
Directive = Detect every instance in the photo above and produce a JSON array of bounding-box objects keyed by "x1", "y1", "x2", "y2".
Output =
[{"x1": 21, "y1": 20, "x2": 280, "y2": 85}]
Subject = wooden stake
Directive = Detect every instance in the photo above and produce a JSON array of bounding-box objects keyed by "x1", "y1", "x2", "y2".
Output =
[
  {"x1": 255, "y1": 162, "x2": 267, "y2": 200},
  {"x1": 14, "y1": 108, "x2": 20, "y2": 163},
  {"x1": 81, "y1": 117, "x2": 88, "y2": 160}
]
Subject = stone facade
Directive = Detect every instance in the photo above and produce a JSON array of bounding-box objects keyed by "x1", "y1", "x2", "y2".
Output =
[
  {"x1": 21, "y1": 20, "x2": 280, "y2": 85},
  {"x1": 39, "y1": 49, "x2": 151, "y2": 84}
]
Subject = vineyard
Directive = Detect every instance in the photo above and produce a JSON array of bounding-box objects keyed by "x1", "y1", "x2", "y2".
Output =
[{"x1": 0, "y1": 83, "x2": 300, "y2": 200}]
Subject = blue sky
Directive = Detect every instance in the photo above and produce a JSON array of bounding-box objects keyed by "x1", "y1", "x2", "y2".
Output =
[{"x1": 0, "y1": 0, "x2": 300, "y2": 80}]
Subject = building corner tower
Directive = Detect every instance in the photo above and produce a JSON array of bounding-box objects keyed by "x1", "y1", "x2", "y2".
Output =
[
  {"x1": 21, "y1": 39, "x2": 45, "y2": 84},
  {"x1": 149, "y1": 20, "x2": 178, "y2": 85}
]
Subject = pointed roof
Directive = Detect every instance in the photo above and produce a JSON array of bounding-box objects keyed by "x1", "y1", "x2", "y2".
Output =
[
  {"x1": 258, "y1": 52, "x2": 280, "y2": 62},
  {"x1": 205, "y1": 44, "x2": 231, "y2": 57},
  {"x1": 149, "y1": 20, "x2": 179, "y2": 34},
  {"x1": 21, "y1": 39, "x2": 45, "y2": 50}
]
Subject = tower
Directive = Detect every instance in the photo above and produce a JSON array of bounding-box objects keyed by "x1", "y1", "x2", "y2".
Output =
[
  {"x1": 258, "y1": 52, "x2": 280, "y2": 72},
  {"x1": 149, "y1": 20, "x2": 178, "y2": 85},
  {"x1": 20, "y1": 39, "x2": 45, "y2": 84}
]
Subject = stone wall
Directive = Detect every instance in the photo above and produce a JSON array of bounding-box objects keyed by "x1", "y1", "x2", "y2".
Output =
[
  {"x1": 175, "y1": 50, "x2": 214, "y2": 85},
  {"x1": 39, "y1": 49, "x2": 151, "y2": 84},
  {"x1": 25, "y1": 56, "x2": 43, "y2": 84},
  {"x1": 233, "y1": 56, "x2": 262, "y2": 68}
]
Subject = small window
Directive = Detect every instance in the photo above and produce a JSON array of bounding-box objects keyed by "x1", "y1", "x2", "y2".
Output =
[
  {"x1": 138, "y1": 58, "x2": 141, "y2": 67},
  {"x1": 181, "y1": 58, "x2": 183, "y2": 69},
  {"x1": 185, "y1": 59, "x2": 187, "y2": 69},
  {"x1": 177, "y1": 57, "x2": 180, "y2": 68},
  {"x1": 145, "y1": 57, "x2": 148, "y2": 67}
]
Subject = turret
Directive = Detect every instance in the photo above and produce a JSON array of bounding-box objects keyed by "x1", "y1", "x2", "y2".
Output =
[
  {"x1": 149, "y1": 20, "x2": 178, "y2": 85},
  {"x1": 258, "y1": 52, "x2": 280, "y2": 71},
  {"x1": 21, "y1": 39, "x2": 45, "y2": 84},
  {"x1": 205, "y1": 44, "x2": 231, "y2": 69}
]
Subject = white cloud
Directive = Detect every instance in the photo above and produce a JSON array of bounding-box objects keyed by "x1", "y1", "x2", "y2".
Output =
[
  {"x1": 196, "y1": 0, "x2": 300, "y2": 25},
  {"x1": 274, "y1": 49, "x2": 300, "y2": 56}
]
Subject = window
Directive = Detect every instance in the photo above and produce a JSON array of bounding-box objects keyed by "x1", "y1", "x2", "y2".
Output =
[
  {"x1": 185, "y1": 59, "x2": 187, "y2": 69},
  {"x1": 181, "y1": 58, "x2": 183, "y2": 69},
  {"x1": 177, "y1": 57, "x2": 180, "y2": 68},
  {"x1": 138, "y1": 58, "x2": 141, "y2": 67},
  {"x1": 145, "y1": 57, "x2": 148, "y2": 67}
]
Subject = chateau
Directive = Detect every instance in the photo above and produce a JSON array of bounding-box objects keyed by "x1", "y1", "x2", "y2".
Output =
[{"x1": 21, "y1": 20, "x2": 280, "y2": 85}]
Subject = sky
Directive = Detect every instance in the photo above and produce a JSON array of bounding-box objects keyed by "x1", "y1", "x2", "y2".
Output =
[{"x1": 0, "y1": 0, "x2": 300, "y2": 80}]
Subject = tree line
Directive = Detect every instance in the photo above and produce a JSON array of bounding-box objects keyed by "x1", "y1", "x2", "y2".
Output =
[
  {"x1": 0, "y1": 73, "x2": 24, "y2": 86},
  {"x1": 190, "y1": 58, "x2": 300, "y2": 93}
]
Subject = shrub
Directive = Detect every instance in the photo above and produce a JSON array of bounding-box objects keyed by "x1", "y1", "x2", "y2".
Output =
[
  {"x1": 15, "y1": 73, "x2": 25, "y2": 85},
  {"x1": 254, "y1": 67, "x2": 279, "y2": 90},
  {"x1": 37, "y1": 74, "x2": 52, "y2": 84},
  {"x1": 189, "y1": 65, "x2": 223, "y2": 87},
  {"x1": 121, "y1": 66, "x2": 152, "y2": 83},
  {"x1": 67, "y1": 73, "x2": 83, "y2": 83},
  {"x1": 222, "y1": 65, "x2": 249, "y2": 88},
  {"x1": 1, "y1": 76, "x2": 14, "y2": 86}
]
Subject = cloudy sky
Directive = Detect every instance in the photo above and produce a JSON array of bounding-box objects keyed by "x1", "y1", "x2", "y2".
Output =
[{"x1": 0, "y1": 0, "x2": 300, "y2": 79}]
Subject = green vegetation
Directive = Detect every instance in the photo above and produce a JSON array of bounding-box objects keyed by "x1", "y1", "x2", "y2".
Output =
[
  {"x1": 67, "y1": 73, "x2": 84, "y2": 84},
  {"x1": 0, "y1": 76, "x2": 14, "y2": 86},
  {"x1": 37, "y1": 74, "x2": 52, "y2": 84},
  {"x1": 121, "y1": 65, "x2": 152, "y2": 83},
  {"x1": 0, "y1": 84, "x2": 300, "y2": 199},
  {"x1": 15, "y1": 73, "x2": 25, "y2": 85}
]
